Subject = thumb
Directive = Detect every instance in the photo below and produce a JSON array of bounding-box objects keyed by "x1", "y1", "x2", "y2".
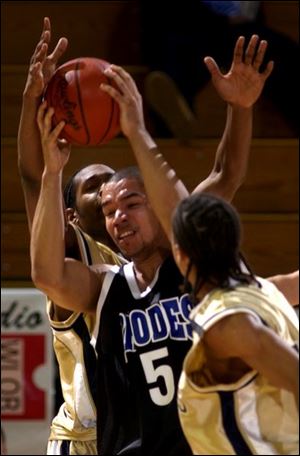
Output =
[
  {"x1": 204, "y1": 57, "x2": 222, "y2": 80},
  {"x1": 50, "y1": 37, "x2": 68, "y2": 64}
]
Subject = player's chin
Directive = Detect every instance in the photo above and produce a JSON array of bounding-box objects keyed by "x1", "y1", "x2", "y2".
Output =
[{"x1": 117, "y1": 240, "x2": 139, "y2": 258}]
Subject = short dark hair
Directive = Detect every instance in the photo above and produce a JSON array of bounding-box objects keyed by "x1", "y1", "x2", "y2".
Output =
[
  {"x1": 63, "y1": 168, "x2": 83, "y2": 209},
  {"x1": 172, "y1": 192, "x2": 260, "y2": 301},
  {"x1": 63, "y1": 166, "x2": 115, "y2": 209},
  {"x1": 105, "y1": 166, "x2": 144, "y2": 187}
]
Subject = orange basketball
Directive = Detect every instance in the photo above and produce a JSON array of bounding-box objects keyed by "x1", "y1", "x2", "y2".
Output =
[{"x1": 44, "y1": 57, "x2": 120, "y2": 146}]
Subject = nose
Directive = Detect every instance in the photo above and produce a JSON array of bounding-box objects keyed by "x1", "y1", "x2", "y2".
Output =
[{"x1": 113, "y1": 208, "x2": 128, "y2": 225}]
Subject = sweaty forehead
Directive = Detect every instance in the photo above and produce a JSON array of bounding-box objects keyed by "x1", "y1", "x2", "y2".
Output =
[
  {"x1": 76, "y1": 164, "x2": 114, "y2": 182},
  {"x1": 101, "y1": 177, "x2": 145, "y2": 201}
]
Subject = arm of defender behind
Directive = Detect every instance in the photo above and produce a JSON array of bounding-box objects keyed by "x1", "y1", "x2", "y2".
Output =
[
  {"x1": 17, "y1": 17, "x2": 68, "y2": 232},
  {"x1": 99, "y1": 36, "x2": 273, "y2": 242},
  {"x1": 268, "y1": 270, "x2": 299, "y2": 307},
  {"x1": 193, "y1": 35, "x2": 273, "y2": 201},
  {"x1": 205, "y1": 312, "x2": 299, "y2": 408}
]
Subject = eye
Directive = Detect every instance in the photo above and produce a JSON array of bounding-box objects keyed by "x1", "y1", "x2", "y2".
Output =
[
  {"x1": 103, "y1": 208, "x2": 115, "y2": 219},
  {"x1": 127, "y1": 198, "x2": 144, "y2": 209},
  {"x1": 84, "y1": 177, "x2": 103, "y2": 193},
  {"x1": 85, "y1": 182, "x2": 98, "y2": 192}
]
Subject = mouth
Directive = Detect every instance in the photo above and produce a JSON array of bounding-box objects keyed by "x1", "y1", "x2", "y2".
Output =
[{"x1": 118, "y1": 230, "x2": 135, "y2": 241}]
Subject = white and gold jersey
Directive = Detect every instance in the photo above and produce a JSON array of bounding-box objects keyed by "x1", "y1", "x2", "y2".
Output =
[
  {"x1": 47, "y1": 223, "x2": 125, "y2": 441},
  {"x1": 178, "y1": 277, "x2": 299, "y2": 455}
]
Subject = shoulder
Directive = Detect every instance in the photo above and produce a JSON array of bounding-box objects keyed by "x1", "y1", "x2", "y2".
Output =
[
  {"x1": 204, "y1": 311, "x2": 263, "y2": 359},
  {"x1": 190, "y1": 285, "x2": 264, "y2": 343}
]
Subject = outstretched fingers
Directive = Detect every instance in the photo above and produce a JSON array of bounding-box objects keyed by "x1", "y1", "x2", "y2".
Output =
[
  {"x1": 244, "y1": 34, "x2": 259, "y2": 65},
  {"x1": 41, "y1": 17, "x2": 51, "y2": 42},
  {"x1": 252, "y1": 39, "x2": 267, "y2": 70},
  {"x1": 48, "y1": 37, "x2": 68, "y2": 65},
  {"x1": 261, "y1": 60, "x2": 274, "y2": 80},
  {"x1": 252, "y1": 40, "x2": 274, "y2": 80},
  {"x1": 30, "y1": 18, "x2": 51, "y2": 65},
  {"x1": 232, "y1": 36, "x2": 246, "y2": 65},
  {"x1": 203, "y1": 56, "x2": 222, "y2": 81},
  {"x1": 36, "y1": 41, "x2": 49, "y2": 65}
]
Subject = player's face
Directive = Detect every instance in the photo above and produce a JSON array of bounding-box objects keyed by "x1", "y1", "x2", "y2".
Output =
[
  {"x1": 73, "y1": 164, "x2": 114, "y2": 243},
  {"x1": 101, "y1": 177, "x2": 165, "y2": 259}
]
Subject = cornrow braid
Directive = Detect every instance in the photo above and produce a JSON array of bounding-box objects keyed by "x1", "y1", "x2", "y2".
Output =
[{"x1": 173, "y1": 193, "x2": 260, "y2": 300}]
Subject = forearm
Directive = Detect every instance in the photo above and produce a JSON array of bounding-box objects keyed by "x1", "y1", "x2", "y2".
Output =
[
  {"x1": 18, "y1": 94, "x2": 44, "y2": 183},
  {"x1": 210, "y1": 314, "x2": 299, "y2": 405},
  {"x1": 30, "y1": 170, "x2": 66, "y2": 291},
  {"x1": 128, "y1": 128, "x2": 189, "y2": 239},
  {"x1": 194, "y1": 105, "x2": 252, "y2": 202},
  {"x1": 218, "y1": 104, "x2": 252, "y2": 188},
  {"x1": 244, "y1": 326, "x2": 299, "y2": 405},
  {"x1": 30, "y1": 170, "x2": 101, "y2": 314}
]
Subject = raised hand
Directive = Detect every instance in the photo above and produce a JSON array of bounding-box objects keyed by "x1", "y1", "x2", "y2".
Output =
[
  {"x1": 100, "y1": 65, "x2": 146, "y2": 138},
  {"x1": 37, "y1": 101, "x2": 71, "y2": 174},
  {"x1": 24, "y1": 17, "x2": 68, "y2": 98},
  {"x1": 204, "y1": 35, "x2": 274, "y2": 108}
]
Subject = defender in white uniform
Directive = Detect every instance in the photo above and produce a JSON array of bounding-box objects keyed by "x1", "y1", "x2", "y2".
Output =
[
  {"x1": 47, "y1": 223, "x2": 125, "y2": 455},
  {"x1": 171, "y1": 193, "x2": 299, "y2": 456}
]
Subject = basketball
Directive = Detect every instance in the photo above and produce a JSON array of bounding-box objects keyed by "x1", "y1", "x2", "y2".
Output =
[{"x1": 44, "y1": 57, "x2": 120, "y2": 146}]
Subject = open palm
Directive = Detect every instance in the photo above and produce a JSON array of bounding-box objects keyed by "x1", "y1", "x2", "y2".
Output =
[
  {"x1": 25, "y1": 17, "x2": 68, "y2": 98},
  {"x1": 205, "y1": 35, "x2": 274, "y2": 108}
]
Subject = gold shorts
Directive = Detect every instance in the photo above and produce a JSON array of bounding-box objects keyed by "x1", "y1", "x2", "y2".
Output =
[{"x1": 47, "y1": 439, "x2": 97, "y2": 455}]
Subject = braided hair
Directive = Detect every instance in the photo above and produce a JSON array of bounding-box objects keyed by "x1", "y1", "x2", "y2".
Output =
[{"x1": 172, "y1": 193, "x2": 260, "y2": 303}]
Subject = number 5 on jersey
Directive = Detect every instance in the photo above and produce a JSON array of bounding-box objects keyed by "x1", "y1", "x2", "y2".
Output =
[{"x1": 140, "y1": 347, "x2": 175, "y2": 406}]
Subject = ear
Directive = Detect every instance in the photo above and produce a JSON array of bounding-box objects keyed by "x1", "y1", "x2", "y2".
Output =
[{"x1": 65, "y1": 207, "x2": 78, "y2": 223}]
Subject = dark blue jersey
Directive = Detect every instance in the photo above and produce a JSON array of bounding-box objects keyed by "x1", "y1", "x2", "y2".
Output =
[{"x1": 95, "y1": 256, "x2": 193, "y2": 455}]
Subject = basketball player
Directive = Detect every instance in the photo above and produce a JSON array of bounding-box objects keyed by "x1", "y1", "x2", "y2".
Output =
[
  {"x1": 18, "y1": 17, "x2": 126, "y2": 455},
  {"x1": 171, "y1": 193, "x2": 299, "y2": 455},
  {"x1": 31, "y1": 34, "x2": 274, "y2": 455}
]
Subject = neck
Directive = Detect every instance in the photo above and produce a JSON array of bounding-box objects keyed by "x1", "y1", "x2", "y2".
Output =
[
  {"x1": 195, "y1": 281, "x2": 215, "y2": 302},
  {"x1": 132, "y1": 247, "x2": 170, "y2": 291}
]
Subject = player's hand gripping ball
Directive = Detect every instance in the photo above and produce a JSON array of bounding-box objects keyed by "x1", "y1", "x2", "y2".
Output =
[{"x1": 44, "y1": 57, "x2": 120, "y2": 146}]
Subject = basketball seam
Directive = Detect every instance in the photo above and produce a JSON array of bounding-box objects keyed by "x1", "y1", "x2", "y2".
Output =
[{"x1": 75, "y1": 59, "x2": 90, "y2": 145}]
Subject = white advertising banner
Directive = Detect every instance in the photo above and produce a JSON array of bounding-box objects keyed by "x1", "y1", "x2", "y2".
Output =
[{"x1": 1, "y1": 288, "x2": 55, "y2": 455}]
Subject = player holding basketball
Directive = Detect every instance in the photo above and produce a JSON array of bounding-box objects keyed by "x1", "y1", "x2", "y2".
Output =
[
  {"x1": 18, "y1": 17, "x2": 126, "y2": 455},
  {"x1": 31, "y1": 34, "x2": 276, "y2": 455},
  {"x1": 101, "y1": 35, "x2": 299, "y2": 455}
]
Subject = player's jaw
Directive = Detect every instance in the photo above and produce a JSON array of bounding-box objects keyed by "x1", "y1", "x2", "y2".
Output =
[{"x1": 113, "y1": 224, "x2": 142, "y2": 257}]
